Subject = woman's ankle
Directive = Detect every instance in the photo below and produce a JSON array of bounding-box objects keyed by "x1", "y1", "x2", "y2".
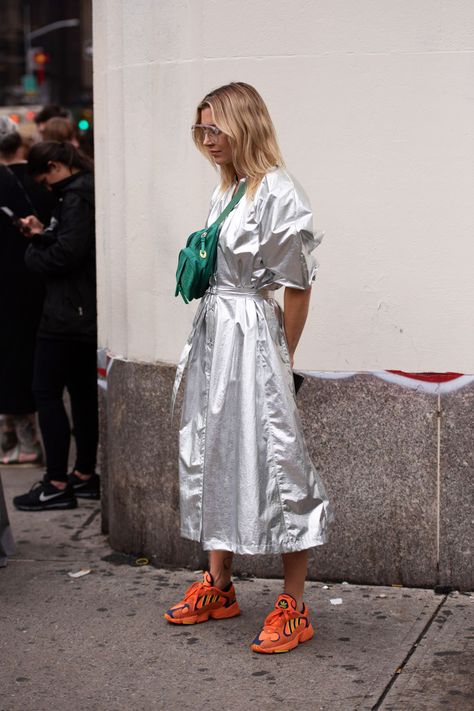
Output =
[
  {"x1": 49, "y1": 479, "x2": 67, "y2": 490},
  {"x1": 209, "y1": 550, "x2": 234, "y2": 591},
  {"x1": 73, "y1": 470, "x2": 92, "y2": 480},
  {"x1": 282, "y1": 548, "x2": 309, "y2": 612},
  {"x1": 213, "y1": 575, "x2": 232, "y2": 591}
]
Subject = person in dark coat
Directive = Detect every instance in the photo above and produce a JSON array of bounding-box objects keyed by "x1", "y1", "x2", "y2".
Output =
[
  {"x1": 13, "y1": 141, "x2": 100, "y2": 511},
  {"x1": 0, "y1": 118, "x2": 54, "y2": 465}
]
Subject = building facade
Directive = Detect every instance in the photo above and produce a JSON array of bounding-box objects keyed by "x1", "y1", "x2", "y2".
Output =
[{"x1": 93, "y1": 0, "x2": 474, "y2": 588}]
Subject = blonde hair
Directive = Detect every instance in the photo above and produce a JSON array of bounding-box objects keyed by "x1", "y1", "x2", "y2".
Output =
[{"x1": 193, "y1": 82, "x2": 284, "y2": 198}]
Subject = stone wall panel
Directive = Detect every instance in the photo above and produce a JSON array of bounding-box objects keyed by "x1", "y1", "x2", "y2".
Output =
[
  {"x1": 103, "y1": 361, "x2": 460, "y2": 587},
  {"x1": 439, "y1": 382, "x2": 474, "y2": 590}
]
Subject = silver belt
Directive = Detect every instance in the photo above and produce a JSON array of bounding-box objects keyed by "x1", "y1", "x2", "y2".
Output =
[{"x1": 207, "y1": 285, "x2": 271, "y2": 299}]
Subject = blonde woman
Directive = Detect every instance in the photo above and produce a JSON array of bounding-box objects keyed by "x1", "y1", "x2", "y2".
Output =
[{"x1": 165, "y1": 83, "x2": 332, "y2": 654}]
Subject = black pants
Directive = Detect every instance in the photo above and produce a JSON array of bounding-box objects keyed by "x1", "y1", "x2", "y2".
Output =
[{"x1": 33, "y1": 338, "x2": 98, "y2": 483}]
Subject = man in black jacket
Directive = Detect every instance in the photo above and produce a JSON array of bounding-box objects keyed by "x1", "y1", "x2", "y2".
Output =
[{"x1": 13, "y1": 142, "x2": 100, "y2": 511}]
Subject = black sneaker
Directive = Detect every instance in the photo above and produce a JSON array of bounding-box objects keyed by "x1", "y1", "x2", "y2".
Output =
[
  {"x1": 68, "y1": 472, "x2": 101, "y2": 500},
  {"x1": 13, "y1": 480, "x2": 77, "y2": 511}
]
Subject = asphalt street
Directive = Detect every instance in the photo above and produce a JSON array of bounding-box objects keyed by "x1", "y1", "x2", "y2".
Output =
[{"x1": 1, "y1": 466, "x2": 473, "y2": 711}]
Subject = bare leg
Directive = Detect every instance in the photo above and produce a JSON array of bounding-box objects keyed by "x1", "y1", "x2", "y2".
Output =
[
  {"x1": 14, "y1": 414, "x2": 40, "y2": 451},
  {"x1": 282, "y1": 549, "x2": 309, "y2": 611},
  {"x1": 209, "y1": 550, "x2": 234, "y2": 590},
  {"x1": 72, "y1": 469, "x2": 92, "y2": 480},
  {"x1": 1, "y1": 414, "x2": 42, "y2": 464},
  {"x1": 1, "y1": 415, "x2": 17, "y2": 452}
]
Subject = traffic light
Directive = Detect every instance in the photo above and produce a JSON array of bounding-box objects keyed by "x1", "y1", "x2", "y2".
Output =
[
  {"x1": 76, "y1": 108, "x2": 93, "y2": 135},
  {"x1": 32, "y1": 48, "x2": 50, "y2": 85}
]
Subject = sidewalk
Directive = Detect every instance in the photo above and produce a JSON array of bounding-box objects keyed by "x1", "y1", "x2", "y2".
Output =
[{"x1": 1, "y1": 467, "x2": 473, "y2": 711}]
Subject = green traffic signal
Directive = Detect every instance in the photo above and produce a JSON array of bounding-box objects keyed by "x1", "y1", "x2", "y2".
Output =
[{"x1": 78, "y1": 119, "x2": 90, "y2": 131}]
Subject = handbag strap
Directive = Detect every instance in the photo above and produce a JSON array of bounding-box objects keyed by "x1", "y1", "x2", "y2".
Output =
[
  {"x1": 211, "y1": 180, "x2": 246, "y2": 230},
  {"x1": 2, "y1": 165, "x2": 39, "y2": 217}
]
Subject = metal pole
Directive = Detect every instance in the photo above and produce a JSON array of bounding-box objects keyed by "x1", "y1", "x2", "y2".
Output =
[
  {"x1": 23, "y1": 3, "x2": 32, "y2": 74},
  {"x1": 29, "y1": 19, "x2": 80, "y2": 42}
]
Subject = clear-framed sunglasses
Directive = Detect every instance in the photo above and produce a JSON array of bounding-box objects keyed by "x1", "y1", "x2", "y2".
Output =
[{"x1": 191, "y1": 124, "x2": 222, "y2": 143}]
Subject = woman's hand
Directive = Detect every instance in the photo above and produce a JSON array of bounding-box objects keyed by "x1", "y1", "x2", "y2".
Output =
[
  {"x1": 283, "y1": 286, "x2": 312, "y2": 368},
  {"x1": 20, "y1": 215, "x2": 44, "y2": 237}
]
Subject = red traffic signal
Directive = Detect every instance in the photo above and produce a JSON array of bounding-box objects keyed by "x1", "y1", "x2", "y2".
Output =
[{"x1": 33, "y1": 51, "x2": 50, "y2": 66}]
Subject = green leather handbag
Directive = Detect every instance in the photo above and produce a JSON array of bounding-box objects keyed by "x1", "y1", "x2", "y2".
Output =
[{"x1": 175, "y1": 181, "x2": 246, "y2": 303}]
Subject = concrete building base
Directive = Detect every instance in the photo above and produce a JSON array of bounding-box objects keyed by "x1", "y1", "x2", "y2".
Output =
[{"x1": 102, "y1": 359, "x2": 473, "y2": 589}]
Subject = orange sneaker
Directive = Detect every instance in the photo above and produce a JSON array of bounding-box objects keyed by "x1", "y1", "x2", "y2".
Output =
[
  {"x1": 250, "y1": 593, "x2": 315, "y2": 654},
  {"x1": 164, "y1": 571, "x2": 241, "y2": 625}
]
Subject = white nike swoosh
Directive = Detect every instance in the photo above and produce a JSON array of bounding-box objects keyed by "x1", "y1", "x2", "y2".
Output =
[{"x1": 39, "y1": 490, "x2": 65, "y2": 502}]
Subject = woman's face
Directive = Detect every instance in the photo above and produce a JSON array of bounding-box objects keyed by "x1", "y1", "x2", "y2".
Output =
[
  {"x1": 35, "y1": 161, "x2": 76, "y2": 187},
  {"x1": 200, "y1": 107, "x2": 233, "y2": 168}
]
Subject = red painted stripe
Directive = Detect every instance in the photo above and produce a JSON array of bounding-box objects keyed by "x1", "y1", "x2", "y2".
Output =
[{"x1": 387, "y1": 371, "x2": 463, "y2": 383}]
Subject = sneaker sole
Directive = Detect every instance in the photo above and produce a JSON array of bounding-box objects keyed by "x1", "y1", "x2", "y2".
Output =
[
  {"x1": 250, "y1": 622, "x2": 315, "y2": 654},
  {"x1": 73, "y1": 490, "x2": 100, "y2": 500},
  {"x1": 164, "y1": 602, "x2": 241, "y2": 625},
  {"x1": 14, "y1": 500, "x2": 78, "y2": 511}
]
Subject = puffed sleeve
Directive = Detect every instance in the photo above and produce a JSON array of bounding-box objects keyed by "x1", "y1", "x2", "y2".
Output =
[
  {"x1": 205, "y1": 183, "x2": 225, "y2": 226},
  {"x1": 257, "y1": 173, "x2": 323, "y2": 289}
]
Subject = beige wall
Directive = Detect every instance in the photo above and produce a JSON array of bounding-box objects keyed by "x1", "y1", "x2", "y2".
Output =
[{"x1": 93, "y1": 0, "x2": 474, "y2": 372}]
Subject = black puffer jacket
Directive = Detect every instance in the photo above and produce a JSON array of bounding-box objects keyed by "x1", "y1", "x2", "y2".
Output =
[{"x1": 25, "y1": 171, "x2": 96, "y2": 342}]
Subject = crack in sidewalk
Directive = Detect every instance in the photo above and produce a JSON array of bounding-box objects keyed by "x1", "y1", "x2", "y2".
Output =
[
  {"x1": 70, "y1": 507, "x2": 101, "y2": 541},
  {"x1": 369, "y1": 594, "x2": 448, "y2": 710}
]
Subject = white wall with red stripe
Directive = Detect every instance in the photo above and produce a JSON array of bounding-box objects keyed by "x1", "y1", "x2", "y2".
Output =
[{"x1": 93, "y1": 1, "x2": 474, "y2": 374}]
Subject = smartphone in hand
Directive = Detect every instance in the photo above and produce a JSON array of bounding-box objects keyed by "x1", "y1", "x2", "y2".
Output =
[{"x1": 0, "y1": 206, "x2": 24, "y2": 231}]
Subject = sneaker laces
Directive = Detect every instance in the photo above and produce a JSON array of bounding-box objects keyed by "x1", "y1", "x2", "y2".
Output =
[
  {"x1": 263, "y1": 606, "x2": 298, "y2": 629},
  {"x1": 181, "y1": 580, "x2": 209, "y2": 608}
]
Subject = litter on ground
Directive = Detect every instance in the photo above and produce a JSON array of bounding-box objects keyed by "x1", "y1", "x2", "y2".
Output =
[{"x1": 67, "y1": 568, "x2": 92, "y2": 578}]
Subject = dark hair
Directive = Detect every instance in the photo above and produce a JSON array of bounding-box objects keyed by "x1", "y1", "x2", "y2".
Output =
[
  {"x1": 27, "y1": 141, "x2": 93, "y2": 177},
  {"x1": 34, "y1": 104, "x2": 69, "y2": 125},
  {"x1": 0, "y1": 131, "x2": 23, "y2": 157}
]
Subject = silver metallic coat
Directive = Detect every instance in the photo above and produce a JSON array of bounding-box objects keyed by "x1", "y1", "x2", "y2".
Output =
[{"x1": 176, "y1": 167, "x2": 333, "y2": 555}]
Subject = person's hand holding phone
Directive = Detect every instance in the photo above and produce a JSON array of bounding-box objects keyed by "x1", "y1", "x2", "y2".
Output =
[{"x1": 20, "y1": 215, "x2": 44, "y2": 237}]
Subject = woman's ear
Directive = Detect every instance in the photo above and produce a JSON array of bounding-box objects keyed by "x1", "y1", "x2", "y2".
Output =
[{"x1": 47, "y1": 160, "x2": 58, "y2": 173}]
